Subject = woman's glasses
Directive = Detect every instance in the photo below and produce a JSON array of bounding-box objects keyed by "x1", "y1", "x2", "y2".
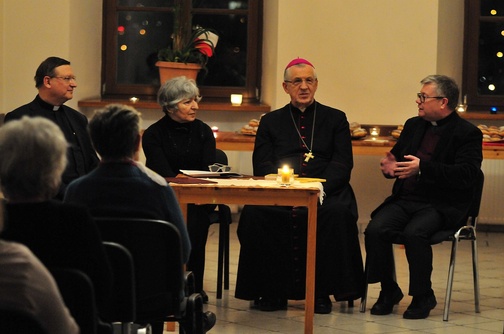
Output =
[{"x1": 208, "y1": 163, "x2": 231, "y2": 172}]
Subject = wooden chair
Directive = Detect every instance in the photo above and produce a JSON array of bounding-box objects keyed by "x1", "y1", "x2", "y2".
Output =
[{"x1": 360, "y1": 169, "x2": 484, "y2": 321}]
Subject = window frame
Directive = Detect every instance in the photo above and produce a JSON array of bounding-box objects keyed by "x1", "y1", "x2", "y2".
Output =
[
  {"x1": 101, "y1": 0, "x2": 263, "y2": 102},
  {"x1": 463, "y1": 0, "x2": 504, "y2": 111}
]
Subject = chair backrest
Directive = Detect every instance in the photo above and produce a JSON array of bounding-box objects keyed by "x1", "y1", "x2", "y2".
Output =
[
  {"x1": 94, "y1": 218, "x2": 185, "y2": 322},
  {"x1": 101, "y1": 241, "x2": 136, "y2": 323},
  {"x1": 0, "y1": 308, "x2": 48, "y2": 334},
  {"x1": 429, "y1": 169, "x2": 485, "y2": 244},
  {"x1": 51, "y1": 268, "x2": 98, "y2": 334},
  {"x1": 467, "y1": 169, "x2": 485, "y2": 228},
  {"x1": 215, "y1": 148, "x2": 228, "y2": 165}
]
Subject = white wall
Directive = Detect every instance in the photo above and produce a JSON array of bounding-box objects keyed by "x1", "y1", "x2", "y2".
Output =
[
  {"x1": 262, "y1": 0, "x2": 464, "y2": 125},
  {"x1": 1, "y1": 0, "x2": 102, "y2": 112}
]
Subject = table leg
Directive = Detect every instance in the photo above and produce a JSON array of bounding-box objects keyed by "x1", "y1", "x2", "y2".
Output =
[{"x1": 304, "y1": 194, "x2": 318, "y2": 334}]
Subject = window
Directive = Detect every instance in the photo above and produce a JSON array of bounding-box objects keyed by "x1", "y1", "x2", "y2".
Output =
[
  {"x1": 102, "y1": 0, "x2": 263, "y2": 102},
  {"x1": 463, "y1": 0, "x2": 504, "y2": 111}
]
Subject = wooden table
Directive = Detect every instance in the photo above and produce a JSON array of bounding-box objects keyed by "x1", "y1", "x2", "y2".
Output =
[
  {"x1": 215, "y1": 131, "x2": 504, "y2": 159},
  {"x1": 169, "y1": 181, "x2": 321, "y2": 334}
]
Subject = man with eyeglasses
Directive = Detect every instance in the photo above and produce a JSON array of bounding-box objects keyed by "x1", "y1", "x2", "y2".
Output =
[
  {"x1": 4, "y1": 56, "x2": 99, "y2": 199},
  {"x1": 235, "y1": 58, "x2": 364, "y2": 314},
  {"x1": 364, "y1": 75, "x2": 482, "y2": 319}
]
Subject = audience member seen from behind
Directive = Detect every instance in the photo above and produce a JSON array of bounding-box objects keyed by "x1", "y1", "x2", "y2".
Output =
[
  {"x1": 0, "y1": 202, "x2": 79, "y2": 334},
  {"x1": 0, "y1": 116, "x2": 113, "y2": 333},
  {"x1": 64, "y1": 104, "x2": 215, "y2": 334},
  {"x1": 142, "y1": 76, "x2": 217, "y2": 302},
  {"x1": 4, "y1": 56, "x2": 99, "y2": 199},
  {"x1": 235, "y1": 58, "x2": 364, "y2": 314},
  {"x1": 364, "y1": 75, "x2": 483, "y2": 320}
]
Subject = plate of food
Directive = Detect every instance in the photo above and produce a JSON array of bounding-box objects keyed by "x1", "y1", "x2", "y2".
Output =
[
  {"x1": 240, "y1": 119, "x2": 259, "y2": 135},
  {"x1": 349, "y1": 122, "x2": 367, "y2": 139},
  {"x1": 478, "y1": 124, "x2": 504, "y2": 143},
  {"x1": 390, "y1": 125, "x2": 403, "y2": 140}
]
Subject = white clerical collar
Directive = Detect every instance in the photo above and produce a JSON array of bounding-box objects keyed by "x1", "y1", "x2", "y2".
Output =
[
  {"x1": 53, "y1": 105, "x2": 60, "y2": 111},
  {"x1": 430, "y1": 121, "x2": 438, "y2": 126}
]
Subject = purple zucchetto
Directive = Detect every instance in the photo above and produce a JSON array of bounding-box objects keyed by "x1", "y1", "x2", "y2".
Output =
[{"x1": 285, "y1": 57, "x2": 315, "y2": 70}]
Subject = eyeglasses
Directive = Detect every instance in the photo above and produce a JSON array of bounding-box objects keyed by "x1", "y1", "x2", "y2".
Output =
[
  {"x1": 208, "y1": 163, "x2": 231, "y2": 172},
  {"x1": 51, "y1": 76, "x2": 77, "y2": 83},
  {"x1": 284, "y1": 77, "x2": 317, "y2": 87},
  {"x1": 417, "y1": 93, "x2": 445, "y2": 103}
]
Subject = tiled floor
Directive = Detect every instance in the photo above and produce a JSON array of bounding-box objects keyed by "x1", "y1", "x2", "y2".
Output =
[{"x1": 172, "y1": 220, "x2": 504, "y2": 334}]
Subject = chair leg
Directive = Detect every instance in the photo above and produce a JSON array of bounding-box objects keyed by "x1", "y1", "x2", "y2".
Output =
[
  {"x1": 359, "y1": 260, "x2": 368, "y2": 313},
  {"x1": 224, "y1": 218, "x2": 230, "y2": 291},
  {"x1": 216, "y1": 221, "x2": 226, "y2": 299},
  {"x1": 471, "y1": 238, "x2": 481, "y2": 314},
  {"x1": 443, "y1": 238, "x2": 459, "y2": 321}
]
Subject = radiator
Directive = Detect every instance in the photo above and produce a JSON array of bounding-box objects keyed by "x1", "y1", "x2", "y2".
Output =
[{"x1": 479, "y1": 160, "x2": 504, "y2": 225}]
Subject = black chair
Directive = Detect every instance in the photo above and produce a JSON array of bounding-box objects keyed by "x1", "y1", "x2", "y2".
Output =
[
  {"x1": 360, "y1": 169, "x2": 484, "y2": 321},
  {"x1": 102, "y1": 242, "x2": 136, "y2": 334},
  {"x1": 0, "y1": 308, "x2": 48, "y2": 334},
  {"x1": 94, "y1": 217, "x2": 204, "y2": 334},
  {"x1": 51, "y1": 268, "x2": 100, "y2": 334},
  {"x1": 211, "y1": 149, "x2": 234, "y2": 299}
]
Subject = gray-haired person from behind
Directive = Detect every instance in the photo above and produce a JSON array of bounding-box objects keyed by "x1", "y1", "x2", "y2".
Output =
[
  {"x1": 0, "y1": 116, "x2": 67, "y2": 201},
  {"x1": 0, "y1": 116, "x2": 114, "y2": 332}
]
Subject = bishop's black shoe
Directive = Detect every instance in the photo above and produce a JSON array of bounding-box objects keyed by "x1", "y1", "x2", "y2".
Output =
[
  {"x1": 314, "y1": 296, "x2": 332, "y2": 314},
  {"x1": 257, "y1": 297, "x2": 288, "y2": 312}
]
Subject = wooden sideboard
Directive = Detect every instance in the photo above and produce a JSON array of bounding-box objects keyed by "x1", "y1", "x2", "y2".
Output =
[{"x1": 215, "y1": 131, "x2": 504, "y2": 159}]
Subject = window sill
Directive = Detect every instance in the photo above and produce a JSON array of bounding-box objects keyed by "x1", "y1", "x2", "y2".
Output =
[
  {"x1": 78, "y1": 98, "x2": 271, "y2": 113},
  {"x1": 459, "y1": 111, "x2": 504, "y2": 120}
]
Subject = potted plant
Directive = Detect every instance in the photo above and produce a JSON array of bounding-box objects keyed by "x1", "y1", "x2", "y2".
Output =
[{"x1": 155, "y1": 4, "x2": 218, "y2": 84}]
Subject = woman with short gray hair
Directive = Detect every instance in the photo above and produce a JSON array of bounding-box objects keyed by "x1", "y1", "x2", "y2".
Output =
[{"x1": 143, "y1": 76, "x2": 217, "y2": 302}]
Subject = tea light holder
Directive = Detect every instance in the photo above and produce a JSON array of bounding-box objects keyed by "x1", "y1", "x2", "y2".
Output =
[
  {"x1": 370, "y1": 127, "x2": 380, "y2": 139},
  {"x1": 230, "y1": 94, "x2": 243, "y2": 106},
  {"x1": 457, "y1": 94, "x2": 468, "y2": 113},
  {"x1": 277, "y1": 165, "x2": 294, "y2": 186}
]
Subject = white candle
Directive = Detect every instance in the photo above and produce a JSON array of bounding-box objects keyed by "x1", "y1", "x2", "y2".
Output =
[
  {"x1": 230, "y1": 94, "x2": 243, "y2": 106},
  {"x1": 278, "y1": 165, "x2": 293, "y2": 185}
]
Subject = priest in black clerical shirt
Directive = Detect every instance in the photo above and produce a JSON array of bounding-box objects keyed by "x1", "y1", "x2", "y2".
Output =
[
  {"x1": 4, "y1": 57, "x2": 99, "y2": 199},
  {"x1": 364, "y1": 75, "x2": 482, "y2": 320}
]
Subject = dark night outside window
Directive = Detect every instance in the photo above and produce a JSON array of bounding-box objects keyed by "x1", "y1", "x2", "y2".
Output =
[
  {"x1": 463, "y1": 0, "x2": 504, "y2": 111},
  {"x1": 102, "y1": 0, "x2": 262, "y2": 101}
]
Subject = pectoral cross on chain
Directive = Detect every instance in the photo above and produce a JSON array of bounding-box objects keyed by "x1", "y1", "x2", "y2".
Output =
[{"x1": 304, "y1": 151, "x2": 315, "y2": 162}]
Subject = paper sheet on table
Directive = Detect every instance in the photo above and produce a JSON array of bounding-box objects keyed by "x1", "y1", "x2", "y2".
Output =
[{"x1": 180, "y1": 169, "x2": 243, "y2": 178}]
